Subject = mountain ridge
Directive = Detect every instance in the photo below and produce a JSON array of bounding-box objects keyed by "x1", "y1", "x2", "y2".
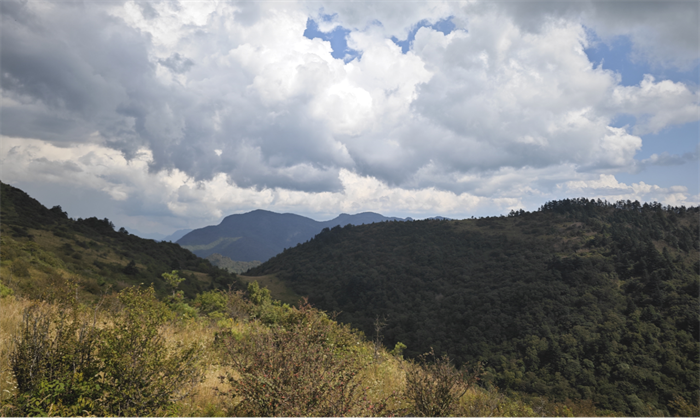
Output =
[{"x1": 177, "y1": 209, "x2": 410, "y2": 262}]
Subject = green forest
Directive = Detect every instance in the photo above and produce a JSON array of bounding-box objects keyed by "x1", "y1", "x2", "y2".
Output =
[{"x1": 249, "y1": 198, "x2": 700, "y2": 415}]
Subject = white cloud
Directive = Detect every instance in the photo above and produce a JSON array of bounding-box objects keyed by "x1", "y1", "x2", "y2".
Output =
[
  {"x1": 1, "y1": 0, "x2": 698, "y2": 233},
  {"x1": 610, "y1": 75, "x2": 699, "y2": 135},
  {"x1": 3, "y1": 137, "x2": 696, "y2": 236},
  {"x1": 561, "y1": 174, "x2": 697, "y2": 207}
]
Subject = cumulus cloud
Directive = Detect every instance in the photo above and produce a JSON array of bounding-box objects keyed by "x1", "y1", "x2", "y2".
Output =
[
  {"x1": 1, "y1": 0, "x2": 698, "y2": 233},
  {"x1": 3, "y1": 137, "x2": 695, "y2": 236},
  {"x1": 561, "y1": 174, "x2": 696, "y2": 208}
]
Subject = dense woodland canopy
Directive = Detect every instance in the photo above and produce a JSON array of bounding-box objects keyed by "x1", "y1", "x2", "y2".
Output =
[{"x1": 249, "y1": 198, "x2": 700, "y2": 415}]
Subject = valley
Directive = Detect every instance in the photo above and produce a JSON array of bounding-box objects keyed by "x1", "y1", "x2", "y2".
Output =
[{"x1": 1, "y1": 181, "x2": 698, "y2": 416}]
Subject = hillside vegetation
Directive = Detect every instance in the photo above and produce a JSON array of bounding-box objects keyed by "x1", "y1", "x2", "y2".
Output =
[
  {"x1": 206, "y1": 253, "x2": 262, "y2": 274},
  {"x1": 248, "y1": 199, "x2": 700, "y2": 416},
  {"x1": 0, "y1": 181, "x2": 242, "y2": 300},
  {"x1": 0, "y1": 182, "x2": 604, "y2": 417},
  {"x1": 2, "y1": 277, "x2": 613, "y2": 417}
]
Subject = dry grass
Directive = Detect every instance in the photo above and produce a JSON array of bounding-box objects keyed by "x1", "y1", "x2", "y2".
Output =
[
  {"x1": 355, "y1": 353, "x2": 409, "y2": 414},
  {"x1": 161, "y1": 318, "x2": 249, "y2": 416},
  {"x1": 0, "y1": 296, "x2": 35, "y2": 403}
]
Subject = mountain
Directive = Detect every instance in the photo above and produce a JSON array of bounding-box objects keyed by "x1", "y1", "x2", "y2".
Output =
[
  {"x1": 247, "y1": 199, "x2": 700, "y2": 415},
  {"x1": 0, "y1": 181, "x2": 242, "y2": 300},
  {"x1": 163, "y1": 228, "x2": 192, "y2": 242},
  {"x1": 177, "y1": 209, "x2": 407, "y2": 262}
]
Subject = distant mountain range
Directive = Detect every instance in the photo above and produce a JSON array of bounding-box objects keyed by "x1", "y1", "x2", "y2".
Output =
[
  {"x1": 177, "y1": 210, "x2": 408, "y2": 262},
  {"x1": 162, "y1": 228, "x2": 192, "y2": 242}
]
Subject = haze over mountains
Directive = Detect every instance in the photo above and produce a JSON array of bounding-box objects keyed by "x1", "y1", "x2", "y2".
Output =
[{"x1": 177, "y1": 210, "x2": 410, "y2": 262}]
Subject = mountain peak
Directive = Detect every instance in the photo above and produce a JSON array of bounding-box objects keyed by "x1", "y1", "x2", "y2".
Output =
[{"x1": 178, "y1": 210, "x2": 411, "y2": 262}]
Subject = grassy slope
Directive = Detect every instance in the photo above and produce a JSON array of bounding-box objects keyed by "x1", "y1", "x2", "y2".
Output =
[
  {"x1": 206, "y1": 253, "x2": 262, "y2": 274},
  {"x1": 237, "y1": 274, "x2": 301, "y2": 305},
  {"x1": 0, "y1": 181, "x2": 243, "y2": 301},
  {"x1": 0, "y1": 286, "x2": 620, "y2": 417}
]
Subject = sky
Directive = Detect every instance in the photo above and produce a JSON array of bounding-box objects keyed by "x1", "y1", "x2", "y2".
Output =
[{"x1": 1, "y1": 0, "x2": 698, "y2": 238}]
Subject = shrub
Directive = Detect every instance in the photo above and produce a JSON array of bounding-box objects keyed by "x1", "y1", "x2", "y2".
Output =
[
  {"x1": 404, "y1": 349, "x2": 481, "y2": 417},
  {"x1": 7, "y1": 298, "x2": 101, "y2": 416},
  {"x1": 0, "y1": 282, "x2": 13, "y2": 298},
  {"x1": 11, "y1": 259, "x2": 30, "y2": 278},
  {"x1": 96, "y1": 286, "x2": 202, "y2": 415},
  {"x1": 220, "y1": 303, "x2": 384, "y2": 416},
  {"x1": 3, "y1": 286, "x2": 203, "y2": 417},
  {"x1": 194, "y1": 290, "x2": 228, "y2": 316}
]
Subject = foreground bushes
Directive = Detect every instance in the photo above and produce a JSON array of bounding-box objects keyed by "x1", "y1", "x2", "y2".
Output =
[
  {"x1": 1, "y1": 281, "x2": 642, "y2": 417},
  {"x1": 3, "y1": 287, "x2": 202, "y2": 416}
]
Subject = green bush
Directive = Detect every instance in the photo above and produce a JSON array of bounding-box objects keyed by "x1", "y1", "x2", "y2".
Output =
[
  {"x1": 6, "y1": 298, "x2": 101, "y2": 416},
  {"x1": 96, "y1": 286, "x2": 202, "y2": 415},
  {"x1": 11, "y1": 259, "x2": 30, "y2": 278},
  {"x1": 0, "y1": 282, "x2": 13, "y2": 298},
  {"x1": 3, "y1": 286, "x2": 203, "y2": 416}
]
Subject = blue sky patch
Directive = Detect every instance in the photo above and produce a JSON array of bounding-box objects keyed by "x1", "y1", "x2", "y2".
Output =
[
  {"x1": 584, "y1": 30, "x2": 699, "y2": 88},
  {"x1": 617, "y1": 120, "x2": 699, "y2": 192},
  {"x1": 636, "y1": 120, "x2": 699, "y2": 159},
  {"x1": 391, "y1": 17, "x2": 456, "y2": 54},
  {"x1": 303, "y1": 18, "x2": 361, "y2": 62}
]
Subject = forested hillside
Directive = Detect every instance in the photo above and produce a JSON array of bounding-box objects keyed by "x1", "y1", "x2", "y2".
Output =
[
  {"x1": 0, "y1": 181, "x2": 242, "y2": 300},
  {"x1": 248, "y1": 199, "x2": 700, "y2": 415}
]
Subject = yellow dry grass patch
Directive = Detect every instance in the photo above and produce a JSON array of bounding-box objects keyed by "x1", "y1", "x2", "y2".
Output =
[
  {"x1": 0, "y1": 297, "x2": 35, "y2": 403},
  {"x1": 162, "y1": 318, "x2": 252, "y2": 416}
]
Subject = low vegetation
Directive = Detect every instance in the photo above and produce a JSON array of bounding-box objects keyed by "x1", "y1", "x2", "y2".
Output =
[
  {"x1": 206, "y1": 253, "x2": 262, "y2": 274},
  {"x1": 2, "y1": 279, "x2": 634, "y2": 417}
]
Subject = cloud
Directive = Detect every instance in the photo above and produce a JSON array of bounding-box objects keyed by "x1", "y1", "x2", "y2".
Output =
[
  {"x1": 561, "y1": 174, "x2": 696, "y2": 207},
  {"x1": 609, "y1": 75, "x2": 699, "y2": 135},
  {"x1": 633, "y1": 144, "x2": 699, "y2": 172},
  {"x1": 3, "y1": 137, "x2": 696, "y2": 228},
  {"x1": 476, "y1": 0, "x2": 699, "y2": 70},
  {"x1": 158, "y1": 52, "x2": 194, "y2": 74},
  {"x1": 1, "y1": 0, "x2": 698, "y2": 233}
]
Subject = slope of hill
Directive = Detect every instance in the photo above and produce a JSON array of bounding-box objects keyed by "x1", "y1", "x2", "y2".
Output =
[
  {"x1": 206, "y1": 253, "x2": 262, "y2": 274},
  {"x1": 248, "y1": 199, "x2": 700, "y2": 415},
  {"x1": 177, "y1": 209, "x2": 407, "y2": 262},
  {"x1": 0, "y1": 182, "x2": 242, "y2": 300}
]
